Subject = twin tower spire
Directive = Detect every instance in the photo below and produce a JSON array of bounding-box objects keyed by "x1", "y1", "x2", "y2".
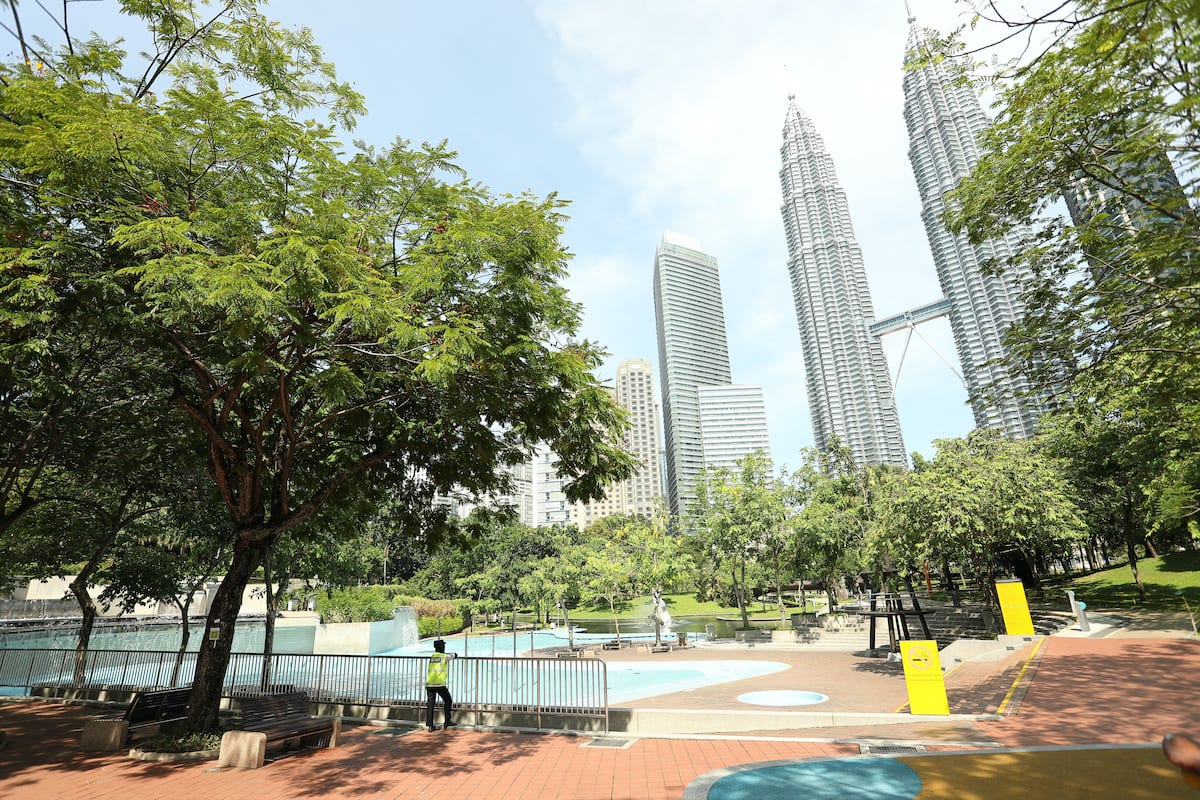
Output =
[{"x1": 780, "y1": 14, "x2": 1044, "y2": 468}]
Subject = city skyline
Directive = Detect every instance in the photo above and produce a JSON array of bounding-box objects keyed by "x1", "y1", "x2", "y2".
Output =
[{"x1": 47, "y1": 1, "x2": 1012, "y2": 470}]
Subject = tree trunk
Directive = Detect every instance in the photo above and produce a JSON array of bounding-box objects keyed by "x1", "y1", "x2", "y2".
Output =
[
  {"x1": 774, "y1": 560, "x2": 787, "y2": 627},
  {"x1": 1021, "y1": 548, "x2": 1043, "y2": 591},
  {"x1": 68, "y1": 578, "x2": 98, "y2": 686},
  {"x1": 1123, "y1": 496, "x2": 1146, "y2": 601},
  {"x1": 172, "y1": 593, "x2": 192, "y2": 688},
  {"x1": 975, "y1": 555, "x2": 999, "y2": 624},
  {"x1": 1145, "y1": 536, "x2": 1160, "y2": 559},
  {"x1": 66, "y1": 516, "x2": 124, "y2": 684},
  {"x1": 260, "y1": 547, "x2": 276, "y2": 690},
  {"x1": 734, "y1": 563, "x2": 749, "y2": 629},
  {"x1": 610, "y1": 596, "x2": 621, "y2": 644},
  {"x1": 187, "y1": 535, "x2": 268, "y2": 732}
]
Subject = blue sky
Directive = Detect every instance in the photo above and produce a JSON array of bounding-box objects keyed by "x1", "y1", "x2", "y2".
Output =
[{"x1": 31, "y1": 0, "x2": 999, "y2": 470}]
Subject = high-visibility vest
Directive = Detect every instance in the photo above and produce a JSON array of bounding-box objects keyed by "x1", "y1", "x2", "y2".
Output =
[{"x1": 426, "y1": 652, "x2": 450, "y2": 687}]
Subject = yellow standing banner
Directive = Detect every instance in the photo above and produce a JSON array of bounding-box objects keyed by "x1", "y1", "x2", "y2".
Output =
[
  {"x1": 995, "y1": 579, "x2": 1035, "y2": 636},
  {"x1": 899, "y1": 640, "x2": 949, "y2": 715}
]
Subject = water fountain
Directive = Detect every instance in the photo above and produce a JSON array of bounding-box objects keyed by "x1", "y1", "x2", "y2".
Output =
[{"x1": 392, "y1": 606, "x2": 419, "y2": 648}]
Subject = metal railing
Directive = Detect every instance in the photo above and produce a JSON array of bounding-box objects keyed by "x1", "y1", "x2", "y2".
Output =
[{"x1": 0, "y1": 648, "x2": 608, "y2": 731}]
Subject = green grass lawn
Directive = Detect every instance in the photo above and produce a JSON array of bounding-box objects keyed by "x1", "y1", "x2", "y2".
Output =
[
  {"x1": 567, "y1": 593, "x2": 817, "y2": 620},
  {"x1": 1056, "y1": 550, "x2": 1200, "y2": 612}
]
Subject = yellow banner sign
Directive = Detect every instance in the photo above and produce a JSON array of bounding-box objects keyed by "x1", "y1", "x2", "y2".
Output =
[
  {"x1": 995, "y1": 579, "x2": 1035, "y2": 636},
  {"x1": 900, "y1": 640, "x2": 949, "y2": 715}
]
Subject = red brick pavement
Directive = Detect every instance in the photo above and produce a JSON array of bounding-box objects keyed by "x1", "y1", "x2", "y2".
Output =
[
  {"x1": 2, "y1": 635, "x2": 1197, "y2": 799},
  {"x1": 0, "y1": 701, "x2": 856, "y2": 800},
  {"x1": 979, "y1": 637, "x2": 1200, "y2": 747}
]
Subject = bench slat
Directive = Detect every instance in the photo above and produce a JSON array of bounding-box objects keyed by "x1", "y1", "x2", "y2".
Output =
[{"x1": 237, "y1": 691, "x2": 335, "y2": 748}]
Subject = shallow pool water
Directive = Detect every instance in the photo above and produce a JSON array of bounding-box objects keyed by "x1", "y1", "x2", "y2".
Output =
[
  {"x1": 605, "y1": 660, "x2": 790, "y2": 704},
  {"x1": 376, "y1": 634, "x2": 788, "y2": 703}
]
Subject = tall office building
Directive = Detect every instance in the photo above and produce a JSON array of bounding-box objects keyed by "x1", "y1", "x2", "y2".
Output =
[
  {"x1": 697, "y1": 384, "x2": 771, "y2": 471},
  {"x1": 779, "y1": 100, "x2": 908, "y2": 466},
  {"x1": 570, "y1": 359, "x2": 664, "y2": 526},
  {"x1": 653, "y1": 232, "x2": 733, "y2": 517},
  {"x1": 902, "y1": 15, "x2": 1046, "y2": 438}
]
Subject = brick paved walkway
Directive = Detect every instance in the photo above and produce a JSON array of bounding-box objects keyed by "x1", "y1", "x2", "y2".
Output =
[
  {"x1": 1, "y1": 634, "x2": 1197, "y2": 799},
  {"x1": 0, "y1": 702, "x2": 855, "y2": 799}
]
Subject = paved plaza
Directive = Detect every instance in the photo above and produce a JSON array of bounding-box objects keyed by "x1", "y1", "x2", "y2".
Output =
[{"x1": 1, "y1": 616, "x2": 1197, "y2": 798}]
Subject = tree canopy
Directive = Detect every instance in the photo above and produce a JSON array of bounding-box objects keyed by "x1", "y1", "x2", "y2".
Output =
[
  {"x1": 1, "y1": 0, "x2": 634, "y2": 731},
  {"x1": 878, "y1": 429, "x2": 1086, "y2": 616},
  {"x1": 937, "y1": 1, "x2": 1199, "y2": 538}
]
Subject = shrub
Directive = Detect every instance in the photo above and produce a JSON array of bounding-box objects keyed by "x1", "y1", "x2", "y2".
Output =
[
  {"x1": 410, "y1": 598, "x2": 458, "y2": 619},
  {"x1": 317, "y1": 586, "x2": 398, "y2": 623},
  {"x1": 418, "y1": 615, "x2": 464, "y2": 638},
  {"x1": 136, "y1": 731, "x2": 222, "y2": 753}
]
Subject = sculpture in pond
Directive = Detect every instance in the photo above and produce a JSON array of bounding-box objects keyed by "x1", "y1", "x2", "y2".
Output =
[{"x1": 649, "y1": 588, "x2": 673, "y2": 646}]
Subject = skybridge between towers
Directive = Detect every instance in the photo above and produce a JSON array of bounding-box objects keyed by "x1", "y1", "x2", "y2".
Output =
[
  {"x1": 869, "y1": 297, "x2": 965, "y2": 391},
  {"x1": 868, "y1": 297, "x2": 951, "y2": 337}
]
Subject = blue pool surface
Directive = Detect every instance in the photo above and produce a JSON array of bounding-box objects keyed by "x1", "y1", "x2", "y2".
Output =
[{"x1": 706, "y1": 759, "x2": 922, "y2": 800}]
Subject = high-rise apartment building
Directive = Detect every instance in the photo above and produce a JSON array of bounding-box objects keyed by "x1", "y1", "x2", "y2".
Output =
[
  {"x1": 570, "y1": 359, "x2": 664, "y2": 527},
  {"x1": 614, "y1": 359, "x2": 663, "y2": 518},
  {"x1": 779, "y1": 99, "x2": 908, "y2": 466},
  {"x1": 532, "y1": 442, "x2": 572, "y2": 527},
  {"x1": 653, "y1": 232, "x2": 733, "y2": 517},
  {"x1": 697, "y1": 384, "x2": 771, "y2": 471},
  {"x1": 902, "y1": 15, "x2": 1046, "y2": 438}
]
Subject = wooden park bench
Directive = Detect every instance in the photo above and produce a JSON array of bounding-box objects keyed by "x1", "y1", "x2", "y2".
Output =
[
  {"x1": 80, "y1": 686, "x2": 192, "y2": 751},
  {"x1": 218, "y1": 691, "x2": 340, "y2": 769}
]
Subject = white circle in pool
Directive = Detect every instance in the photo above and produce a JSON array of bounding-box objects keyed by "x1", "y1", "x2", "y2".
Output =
[{"x1": 737, "y1": 690, "x2": 829, "y2": 706}]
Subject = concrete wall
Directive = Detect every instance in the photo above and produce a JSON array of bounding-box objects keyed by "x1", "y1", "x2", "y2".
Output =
[
  {"x1": 16, "y1": 577, "x2": 276, "y2": 619},
  {"x1": 313, "y1": 607, "x2": 418, "y2": 655},
  {"x1": 17, "y1": 577, "x2": 160, "y2": 617}
]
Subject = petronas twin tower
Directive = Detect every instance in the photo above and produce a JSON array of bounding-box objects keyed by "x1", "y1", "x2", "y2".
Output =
[
  {"x1": 780, "y1": 102, "x2": 908, "y2": 466},
  {"x1": 780, "y1": 13, "x2": 1044, "y2": 467}
]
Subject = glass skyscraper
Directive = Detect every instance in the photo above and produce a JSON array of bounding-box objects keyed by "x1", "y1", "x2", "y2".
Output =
[
  {"x1": 779, "y1": 99, "x2": 908, "y2": 467},
  {"x1": 902, "y1": 15, "x2": 1045, "y2": 437},
  {"x1": 653, "y1": 231, "x2": 733, "y2": 517}
]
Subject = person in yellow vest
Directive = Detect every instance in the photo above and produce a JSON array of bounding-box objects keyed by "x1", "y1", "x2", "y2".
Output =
[{"x1": 425, "y1": 639, "x2": 456, "y2": 730}]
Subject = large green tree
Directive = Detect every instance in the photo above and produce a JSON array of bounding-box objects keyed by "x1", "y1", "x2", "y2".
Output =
[
  {"x1": 790, "y1": 441, "x2": 896, "y2": 609},
  {"x1": 1, "y1": 1, "x2": 633, "y2": 731},
  {"x1": 691, "y1": 451, "x2": 783, "y2": 629},
  {"x1": 937, "y1": 1, "x2": 1200, "y2": 536},
  {"x1": 879, "y1": 429, "x2": 1086, "y2": 619}
]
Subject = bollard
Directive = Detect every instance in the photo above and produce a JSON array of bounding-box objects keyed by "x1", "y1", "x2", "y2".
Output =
[{"x1": 1066, "y1": 589, "x2": 1091, "y2": 632}]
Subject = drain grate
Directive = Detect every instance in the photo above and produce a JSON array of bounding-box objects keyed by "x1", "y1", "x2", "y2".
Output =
[
  {"x1": 581, "y1": 737, "x2": 636, "y2": 750},
  {"x1": 861, "y1": 745, "x2": 926, "y2": 755}
]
